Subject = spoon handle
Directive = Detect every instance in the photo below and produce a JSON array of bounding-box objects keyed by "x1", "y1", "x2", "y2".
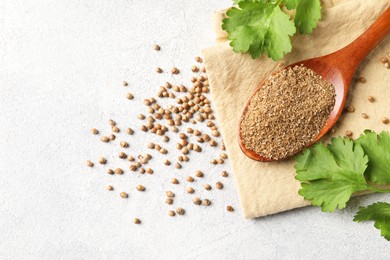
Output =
[{"x1": 335, "y1": 7, "x2": 390, "y2": 72}]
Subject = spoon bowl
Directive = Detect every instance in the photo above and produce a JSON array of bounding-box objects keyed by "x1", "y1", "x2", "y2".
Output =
[{"x1": 239, "y1": 7, "x2": 390, "y2": 162}]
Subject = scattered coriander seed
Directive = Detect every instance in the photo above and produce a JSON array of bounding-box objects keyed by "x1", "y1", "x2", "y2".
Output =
[
  {"x1": 136, "y1": 185, "x2": 145, "y2": 191},
  {"x1": 202, "y1": 199, "x2": 211, "y2": 206},
  {"x1": 220, "y1": 153, "x2": 228, "y2": 159},
  {"x1": 129, "y1": 165, "x2": 137, "y2": 171},
  {"x1": 108, "y1": 134, "x2": 116, "y2": 141},
  {"x1": 120, "y1": 192, "x2": 128, "y2": 198},
  {"x1": 171, "y1": 67, "x2": 180, "y2": 74},
  {"x1": 115, "y1": 168, "x2": 124, "y2": 175},
  {"x1": 195, "y1": 170, "x2": 203, "y2": 178},
  {"x1": 215, "y1": 182, "x2": 224, "y2": 189},
  {"x1": 171, "y1": 178, "x2": 179, "y2": 184},
  {"x1": 186, "y1": 187, "x2": 195, "y2": 194},
  {"x1": 212, "y1": 130, "x2": 220, "y2": 137},
  {"x1": 163, "y1": 136, "x2": 169, "y2": 142},
  {"x1": 148, "y1": 142, "x2": 155, "y2": 149},
  {"x1": 381, "y1": 57, "x2": 389, "y2": 64},
  {"x1": 187, "y1": 176, "x2": 194, "y2": 182},
  {"x1": 126, "y1": 93, "x2": 134, "y2": 100},
  {"x1": 91, "y1": 128, "x2": 99, "y2": 135},
  {"x1": 346, "y1": 106, "x2": 355, "y2": 113},
  {"x1": 101, "y1": 136, "x2": 109, "y2": 142},
  {"x1": 385, "y1": 62, "x2": 390, "y2": 68},
  {"x1": 138, "y1": 114, "x2": 145, "y2": 120},
  {"x1": 166, "y1": 198, "x2": 173, "y2": 205},
  {"x1": 126, "y1": 128, "x2": 134, "y2": 135},
  {"x1": 204, "y1": 184, "x2": 211, "y2": 190},
  {"x1": 108, "y1": 119, "x2": 116, "y2": 126},
  {"x1": 175, "y1": 162, "x2": 182, "y2": 169},
  {"x1": 361, "y1": 113, "x2": 369, "y2": 119},
  {"x1": 122, "y1": 81, "x2": 128, "y2": 86},
  {"x1": 201, "y1": 66, "x2": 206, "y2": 73},
  {"x1": 209, "y1": 140, "x2": 217, "y2": 147},
  {"x1": 382, "y1": 117, "x2": 389, "y2": 124},
  {"x1": 222, "y1": 171, "x2": 228, "y2": 177},
  {"x1": 164, "y1": 159, "x2": 171, "y2": 166},
  {"x1": 168, "y1": 210, "x2": 175, "y2": 217},
  {"x1": 86, "y1": 160, "x2": 94, "y2": 167},
  {"x1": 358, "y1": 76, "x2": 366, "y2": 83},
  {"x1": 181, "y1": 147, "x2": 189, "y2": 155},
  {"x1": 139, "y1": 167, "x2": 145, "y2": 174},
  {"x1": 106, "y1": 185, "x2": 113, "y2": 191},
  {"x1": 153, "y1": 44, "x2": 161, "y2": 51},
  {"x1": 133, "y1": 218, "x2": 141, "y2": 224},
  {"x1": 107, "y1": 169, "x2": 114, "y2": 175},
  {"x1": 183, "y1": 155, "x2": 189, "y2": 162},
  {"x1": 140, "y1": 125, "x2": 148, "y2": 132},
  {"x1": 227, "y1": 206, "x2": 234, "y2": 212},
  {"x1": 195, "y1": 56, "x2": 203, "y2": 63},
  {"x1": 178, "y1": 156, "x2": 184, "y2": 162},
  {"x1": 346, "y1": 130, "x2": 353, "y2": 137},
  {"x1": 160, "y1": 148, "x2": 168, "y2": 154},
  {"x1": 120, "y1": 141, "x2": 129, "y2": 148},
  {"x1": 146, "y1": 168, "x2": 154, "y2": 174},
  {"x1": 98, "y1": 157, "x2": 107, "y2": 164},
  {"x1": 128, "y1": 155, "x2": 135, "y2": 162},
  {"x1": 156, "y1": 67, "x2": 163, "y2": 73},
  {"x1": 119, "y1": 152, "x2": 127, "y2": 159},
  {"x1": 217, "y1": 158, "x2": 224, "y2": 164},
  {"x1": 112, "y1": 126, "x2": 120, "y2": 133},
  {"x1": 166, "y1": 191, "x2": 175, "y2": 198},
  {"x1": 368, "y1": 96, "x2": 375, "y2": 102},
  {"x1": 176, "y1": 207, "x2": 185, "y2": 215},
  {"x1": 191, "y1": 65, "x2": 199, "y2": 72},
  {"x1": 193, "y1": 197, "x2": 201, "y2": 205},
  {"x1": 210, "y1": 159, "x2": 217, "y2": 164}
]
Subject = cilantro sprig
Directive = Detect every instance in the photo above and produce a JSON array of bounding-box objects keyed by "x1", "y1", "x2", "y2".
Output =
[
  {"x1": 295, "y1": 130, "x2": 390, "y2": 241},
  {"x1": 222, "y1": 0, "x2": 322, "y2": 60}
]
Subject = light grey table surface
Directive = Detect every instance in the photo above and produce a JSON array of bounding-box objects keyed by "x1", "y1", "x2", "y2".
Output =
[{"x1": 1, "y1": 0, "x2": 389, "y2": 259}]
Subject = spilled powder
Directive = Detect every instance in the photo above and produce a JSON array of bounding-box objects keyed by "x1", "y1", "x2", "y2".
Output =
[{"x1": 240, "y1": 65, "x2": 336, "y2": 160}]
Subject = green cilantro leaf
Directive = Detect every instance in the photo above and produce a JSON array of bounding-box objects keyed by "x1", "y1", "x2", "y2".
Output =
[
  {"x1": 294, "y1": 0, "x2": 321, "y2": 34},
  {"x1": 283, "y1": 0, "x2": 298, "y2": 10},
  {"x1": 295, "y1": 137, "x2": 369, "y2": 212},
  {"x1": 356, "y1": 130, "x2": 390, "y2": 185},
  {"x1": 222, "y1": 1, "x2": 296, "y2": 60},
  {"x1": 354, "y1": 202, "x2": 390, "y2": 241}
]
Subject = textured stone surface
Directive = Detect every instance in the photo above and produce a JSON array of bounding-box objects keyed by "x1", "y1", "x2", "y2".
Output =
[{"x1": 1, "y1": 0, "x2": 389, "y2": 259}]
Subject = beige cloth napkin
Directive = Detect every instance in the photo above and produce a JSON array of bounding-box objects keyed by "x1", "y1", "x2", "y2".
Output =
[{"x1": 203, "y1": 0, "x2": 390, "y2": 219}]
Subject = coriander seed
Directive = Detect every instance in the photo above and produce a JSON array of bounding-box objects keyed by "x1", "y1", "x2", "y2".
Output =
[
  {"x1": 361, "y1": 113, "x2": 369, "y2": 119},
  {"x1": 187, "y1": 176, "x2": 194, "y2": 182},
  {"x1": 126, "y1": 128, "x2": 134, "y2": 135},
  {"x1": 166, "y1": 191, "x2": 175, "y2": 197},
  {"x1": 358, "y1": 76, "x2": 366, "y2": 83},
  {"x1": 193, "y1": 197, "x2": 201, "y2": 205},
  {"x1": 120, "y1": 141, "x2": 129, "y2": 148},
  {"x1": 202, "y1": 199, "x2": 211, "y2": 206},
  {"x1": 108, "y1": 119, "x2": 116, "y2": 126},
  {"x1": 176, "y1": 207, "x2": 185, "y2": 215},
  {"x1": 112, "y1": 126, "x2": 120, "y2": 133},
  {"x1": 381, "y1": 57, "x2": 389, "y2": 64},
  {"x1": 98, "y1": 157, "x2": 106, "y2": 164},
  {"x1": 101, "y1": 136, "x2": 109, "y2": 142},
  {"x1": 107, "y1": 169, "x2": 114, "y2": 175},
  {"x1": 195, "y1": 56, "x2": 203, "y2": 63},
  {"x1": 153, "y1": 44, "x2": 160, "y2": 51},
  {"x1": 171, "y1": 67, "x2": 180, "y2": 74},
  {"x1": 164, "y1": 159, "x2": 171, "y2": 166},
  {"x1": 175, "y1": 162, "x2": 181, "y2": 169},
  {"x1": 220, "y1": 153, "x2": 228, "y2": 159},
  {"x1": 166, "y1": 198, "x2": 173, "y2": 205},
  {"x1": 91, "y1": 128, "x2": 99, "y2": 135},
  {"x1": 136, "y1": 185, "x2": 145, "y2": 191},
  {"x1": 122, "y1": 81, "x2": 128, "y2": 86},
  {"x1": 168, "y1": 210, "x2": 175, "y2": 217},
  {"x1": 227, "y1": 206, "x2": 234, "y2": 212},
  {"x1": 133, "y1": 218, "x2": 141, "y2": 224},
  {"x1": 106, "y1": 185, "x2": 113, "y2": 191},
  {"x1": 215, "y1": 182, "x2": 224, "y2": 189},
  {"x1": 171, "y1": 178, "x2": 179, "y2": 184},
  {"x1": 382, "y1": 117, "x2": 389, "y2": 124},
  {"x1": 86, "y1": 160, "x2": 94, "y2": 167},
  {"x1": 346, "y1": 130, "x2": 353, "y2": 137},
  {"x1": 156, "y1": 67, "x2": 163, "y2": 73},
  {"x1": 146, "y1": 168, "x2": 153, "y2": 174},
  {"x1": 119, "y1": 152, "x2": 127, "y2": 159},
  {"x1": 120, "y1": 192, "x2": 128, "y2": 198},
  {"x1": 108, "y1": 134, "x2": 116, "y2": 141},
  {"x1": 368, "y1": 96, "x2": 375, "y2": 102},
  {"x1": 115, "y1": 168, "x2": 124, "y2": 175},
  {"x1": 195, "y1": 170, "x2": 203, "y2": 178},
  {"x1": 222, "y1": 171, "x2": 228, "y2": 177},
  {"x1": 126, "y1": 93, "x2": 134, "y2": 100},
  {"x1": 204, "y1": 184, "x2": 211, "y2": 190},
  {"x1": 186, "y1": 187, "x2": 194, "y2": 194}
]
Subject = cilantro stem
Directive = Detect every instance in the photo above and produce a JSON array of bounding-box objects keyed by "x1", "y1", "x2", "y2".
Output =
[{"x1": 368, "y1": 187, "x2": 390, "y2": 193}]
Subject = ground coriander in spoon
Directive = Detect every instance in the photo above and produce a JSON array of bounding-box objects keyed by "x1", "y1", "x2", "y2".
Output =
[{"x1": 240, "y1": 65, "x2": 335, "y2": 161}]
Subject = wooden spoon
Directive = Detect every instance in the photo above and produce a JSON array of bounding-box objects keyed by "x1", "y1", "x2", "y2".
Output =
[{"x1": 239, "y1": 7, "x2": 390, "y2": 162}]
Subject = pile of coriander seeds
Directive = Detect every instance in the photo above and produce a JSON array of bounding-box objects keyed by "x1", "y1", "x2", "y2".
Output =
[{"x1": 86, "y1": 45, "x2": 234, "y2": 224}]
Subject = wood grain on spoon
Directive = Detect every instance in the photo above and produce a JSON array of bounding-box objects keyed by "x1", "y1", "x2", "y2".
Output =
[{"x1": 239, "y1": 7, "x2": 390, "y2": 162}]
